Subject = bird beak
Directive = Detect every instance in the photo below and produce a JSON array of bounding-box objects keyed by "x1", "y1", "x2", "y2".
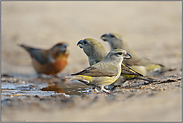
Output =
[
  {"x1": 60, "y1": 44, "x2": 67, "y2": 52},
  {"x1": 124, "y1": 53, "x2": 132, "y2": 59},
  {"x1": 101, "y1": 34, "x2": 108, "y2": 41},
  {"x1": 77, "y1": 40, "x2": 83, "y2": 48}
]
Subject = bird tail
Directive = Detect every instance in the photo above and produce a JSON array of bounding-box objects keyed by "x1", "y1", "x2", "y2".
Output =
[
  {"x1": 70, "y1": 75, "x2": 91, "y2": 85},
  {"x1": 18, "y1": 44, "x2": 36, "y2": 53},
  {"x1": 159, "y1": 64, "x2": 176, "y2": 73},
  {"x1": 134, "y1": 75, "x2": 156, "y2": 83},
  {"x1": 123, "y1": 73, "x2": 156, "y2": 83},
  {"x1": 146, "y1": 63, "x2": 176, "y2": 76}
]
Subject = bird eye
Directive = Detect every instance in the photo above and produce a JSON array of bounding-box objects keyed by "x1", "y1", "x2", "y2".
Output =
[
  {"x1": 110, "y1": 35, "x2": 115, "y2": 38},
  {"x1": 83, "y1": 41, "x2": 87, "y2": 44},
  {"x1": 63, "y1": 44, "x2": 67, "y2": 48},
  {"x1": 118, "y1": 52, "x2": 122, "y2": 55}
]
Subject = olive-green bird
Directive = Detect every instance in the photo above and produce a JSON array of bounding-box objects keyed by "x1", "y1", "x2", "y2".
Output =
[
  {"x1": 71, "y1": 49, "x2": 131, "y2": 93},
  {"x1": 76, "y1": 38, "x2": 155, "y2": 90},
  {"x1": 101, "y1": 32, "x2": 174, "y2": 76}
]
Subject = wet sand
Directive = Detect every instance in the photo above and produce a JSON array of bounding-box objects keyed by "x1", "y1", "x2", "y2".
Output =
[{"x1": 1, "y1": 1, "x2": 182, "y2": 122}]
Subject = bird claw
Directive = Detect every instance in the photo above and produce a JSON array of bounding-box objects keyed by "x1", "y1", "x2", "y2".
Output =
[
  {"x1": 101, "y1": 87, "x2": 111, "y2": 94},
  {"x1": 93, "y1": 87, "x2": 100, "y2": 94},
  {"x1": 93, "y1": 87, "x2": 111, "y2": 94}
]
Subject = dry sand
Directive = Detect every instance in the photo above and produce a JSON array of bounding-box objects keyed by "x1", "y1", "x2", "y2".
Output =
[{"x1": 1, "y1": 1, "x2": 182, "y2": 122}]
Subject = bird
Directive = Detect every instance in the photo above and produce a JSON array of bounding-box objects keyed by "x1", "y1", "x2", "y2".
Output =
[
  {"x1": 101, "y1": 32, "x2": 174, "y2": 76},
  {"x1": 71, "y1": 49, "x2": 132, "y2": 93},
  {"x1": 19, "y1": 42, "x2": 69, "y2": 77},
  {"x1": 76, "y1": 38, "x2": 155, "y2": 90}
]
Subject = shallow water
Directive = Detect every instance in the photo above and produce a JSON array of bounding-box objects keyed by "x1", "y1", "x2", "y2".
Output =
[{"x1": 1, "y1": 74, "x2": 91, "y2": 105}]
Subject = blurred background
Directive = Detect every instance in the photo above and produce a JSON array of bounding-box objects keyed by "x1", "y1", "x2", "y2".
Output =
[
  {"x1": 1, "y1": 1, "x2": 182, "y2": 76},
  {"x1": 1, "y1": 1, "x2": 182, "y2": 122}
]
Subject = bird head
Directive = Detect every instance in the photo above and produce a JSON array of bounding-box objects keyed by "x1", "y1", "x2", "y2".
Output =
[
  {"x1": 101, "y1": 33, "x2": 122, "y2": 41},
  {"x1": 77, "y1": 38, "x2": 103, "y2": 48},
  {"x1": 105, "y1": 49, "x2": 131, "y2": 64},
  {"x1": 52, "y1": 43, "x2": 68, "y2": 52},
  {"x1": 111, "y1": 49, "x2": 132, "y2": 59},
  {"x1": 101, "y1": 33, "x2": 123, "y2": 50},
  {"x1": 50, "y1": 42, "x2": 69, "y2": 59},
  {"x1": 77, "y1": 38, "x2": 107, "y2": 57}
]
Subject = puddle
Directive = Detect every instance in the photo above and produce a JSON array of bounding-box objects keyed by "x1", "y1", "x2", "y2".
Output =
[
  {"x1": 41, "y1": 82, "x2": 91, "y2": 95},
  {"x1": 1, "y1": 75, "x2": 92, "y2": 105}
]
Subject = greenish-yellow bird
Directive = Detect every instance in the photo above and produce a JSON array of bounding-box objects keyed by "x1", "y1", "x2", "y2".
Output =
[
  {"x1": 76, "y1": 38, "x2": 154, "y2": 90},
  {"x1": 101, "y1": 32, "x2": 172, "y2": 76},
  {"x1": 71, "y1": 49, "x2": 131, "y2": 93}
]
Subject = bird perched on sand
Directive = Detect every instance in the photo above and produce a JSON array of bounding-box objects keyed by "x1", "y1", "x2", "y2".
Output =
[
  {"x1": 71, "y1": 49, "x2": 131, "y2": 93},
  {"x1": 19, "y1": 42, "x2": 69, "y2": 77},
  {"x1": 76, "y1": 38, "x2": 154, "y2": 90},
  {"x1": 101, "y1": 32, "x2": 173, "y2": 76}
]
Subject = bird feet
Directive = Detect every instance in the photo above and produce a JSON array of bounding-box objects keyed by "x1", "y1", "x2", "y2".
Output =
[
  {"x1": 92, "y1": 86, "x2": 111, "y2": 94},
  {"x1": 101, "y1": 86, "x2": 111, "y2": 94}
]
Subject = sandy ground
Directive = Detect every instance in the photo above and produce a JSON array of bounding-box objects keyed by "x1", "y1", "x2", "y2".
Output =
[{"x1": 1, "y1": 1, "x2": 182, "y2": 122}]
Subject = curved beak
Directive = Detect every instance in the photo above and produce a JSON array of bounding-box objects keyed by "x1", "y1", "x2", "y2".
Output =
[
  {"x1": 77, "y1": 40, "x2": 83, "y2": 48},
  {"x1": 100, "y1": 34, "x2": 108, "y2": 41},
  {"x1": 124, "y1": 52, "x2": 132, "y2": 59},
  {"x1": 60, "y1": 44, "x2": 67, "y2": 52}
]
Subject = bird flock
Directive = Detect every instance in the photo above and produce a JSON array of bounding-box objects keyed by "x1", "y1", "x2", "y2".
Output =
[{"x1": 19, "y1": 32, "x2": 172, "y2": 94}]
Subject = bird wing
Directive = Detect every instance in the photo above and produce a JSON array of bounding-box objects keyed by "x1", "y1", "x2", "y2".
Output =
[
  {"x1": 20, "y1": 44, "x2": 55, "y2": 64},
  {"x1": 121, "y1": 63, "x2": 143, "y2": 76},
  {"x1": 121, "y1": 63, "x2": 155, "y2": 82},
  {"x1": 31, "y1": 50, "x2": 53, "y2": 64},
  {"x1": 71, "y1": 65, "x2": 118, "y2": 77}
]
